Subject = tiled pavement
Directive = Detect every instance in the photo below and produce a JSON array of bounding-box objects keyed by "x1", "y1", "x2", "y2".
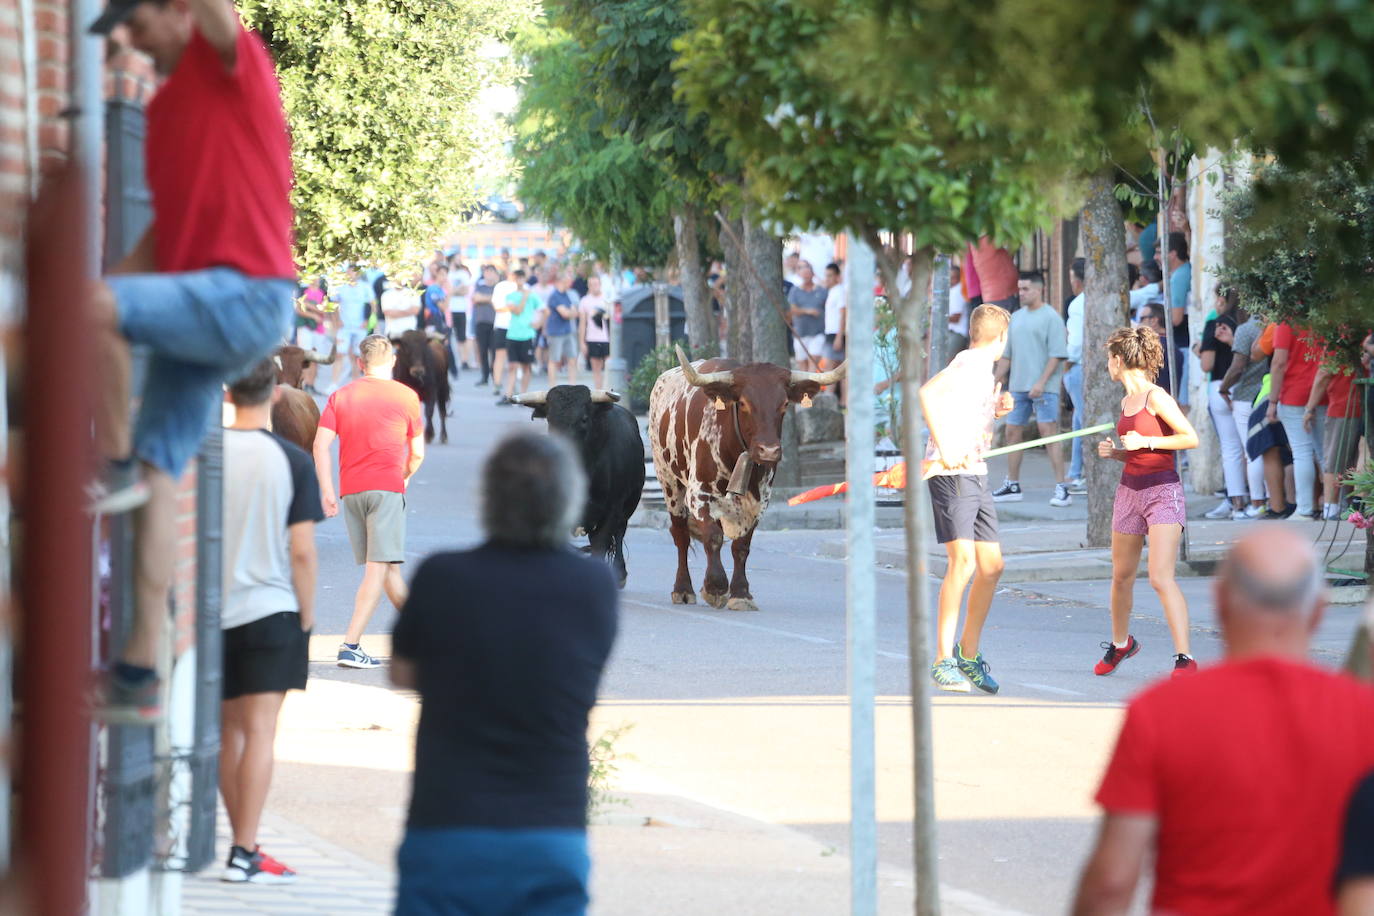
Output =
[{"x1": 181, "y1": 809, "x2": 395, "y2": 914}]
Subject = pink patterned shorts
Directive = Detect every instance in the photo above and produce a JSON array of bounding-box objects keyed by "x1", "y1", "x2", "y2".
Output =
[{"x1": 1112, "y1": 474, "x2": 1187, "y2": 536}]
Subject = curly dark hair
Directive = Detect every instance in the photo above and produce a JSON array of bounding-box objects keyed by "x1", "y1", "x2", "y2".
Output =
[{"x1": 1106, "y1": 326, "x2": 1164, "y2": 378}]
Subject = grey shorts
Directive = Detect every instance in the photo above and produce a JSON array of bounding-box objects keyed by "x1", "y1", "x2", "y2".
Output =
[
  {"x1": 342, "y1": 490, "x2": 407, "y2": 565},
  {"x1": 546, "y1": 333, "x2": 578, "y2": 363},
  {"x1": 1324, "y1": 416, "x2": 1361, "y2": 478}
]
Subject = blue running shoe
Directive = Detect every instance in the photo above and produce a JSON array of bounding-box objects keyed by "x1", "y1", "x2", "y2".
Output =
[
  {"x1": 955, "y1": 644, "x2": 1000, "y2": 695},
  {"x1": 337, "y1": 643, "x2": 382, "y2": 669},
  {"x1": 931, "y1": 657, "x2": 972, "y2": 693}
]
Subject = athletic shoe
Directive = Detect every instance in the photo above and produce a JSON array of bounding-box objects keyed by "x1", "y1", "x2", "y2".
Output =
[
  {"x1": 954, "y1": 644, "x2": 1000, "y2": 695},
  {"x1": 222, "y1": 845, "x2": 297, "y2": 884},
  {"x1": 495, "y1": 396, "x2": 514, "y2": 407},
  {"x1": 1230, "y1": 508, "x2": 1248, "y2": 521},
  {"x1": 1172, "y1": 654, "x2": 1198, "y2": 677},
  {"x1": 337, "y1": 643, "x2": 382, "y2": 669},
  {"x1": 1094, "y1": 636, "x2": 1141, "y2": 676},
  {"x1": 91, "y1": 669, "x2": 163, "y2": 725},
  {"x1": 1204, "y1": 499, "x2": 1233, "y2": 520},
  {"x1": 1243, "y1": 504, "x2": 1266, "y2": 519},
  {"x1": 87, "y1": 460, "x2": 150, "y2": 516},
  {"x1": 931, "y1": 658, "x2": 972, "y2": 693},
  {"x1": 474, "y1": 379, "x2": 489, "y2": 388},
  {"x1": 1066, "y1": 477, "x2": 1088, "y2": 495},
  {"x1": 991, "y1": 480, "x2": 1023, "y2": 502},
  {"x1": 1323, "y1": 505, "x2": 1342, "y2": 521},
  {"x1": 1049, "y1": 483, "x2": 1073, "y2": 507},
  {"x1": 1260, "y1": 504, "x2": 1298, "y2": 520}
]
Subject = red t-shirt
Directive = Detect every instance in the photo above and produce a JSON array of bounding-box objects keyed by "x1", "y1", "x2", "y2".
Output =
[
  {"x1": 319, "y1": 378, "x2": 422, "y2": 496},
  {"x1": 145, "y1": 26, "x2": 295, "y2": 278},
  {"x1": 1273, "y1": 324, "x2": 1322, "y2": 406},
  {"x1": 1326, "y1": 368, "x2": 1363, "y2": 419},
  {"x1": 1097, "y1": 657, "x2": 1374, "y2": 915},
  {"x1": 971, "y1": 238, "x2": 1017, "y2": 302}
]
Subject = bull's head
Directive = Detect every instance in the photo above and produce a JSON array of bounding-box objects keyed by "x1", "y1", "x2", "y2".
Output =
[
  {"x1": 676, "y1": 345, "x2": 845, "y2": 467},
  {"x1": 275, "y1": 341, "x2": 337, "y2": 387},
  {"x1": 511, "y1": 386, "x2": 620, "y2": 443}
]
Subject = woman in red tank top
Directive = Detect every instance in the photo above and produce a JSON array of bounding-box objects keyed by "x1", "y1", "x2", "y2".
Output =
[{"x1": 1093, "y1": 327, "x2": 1200, "y2": 679}]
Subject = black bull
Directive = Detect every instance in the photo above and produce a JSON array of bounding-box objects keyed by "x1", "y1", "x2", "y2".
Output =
[
  {"x1": 392, "y1": 330, "x2": 451, "y2": 444},
  {"x1": 512, "y1": 385, "x2": 645, "y2": 587}
]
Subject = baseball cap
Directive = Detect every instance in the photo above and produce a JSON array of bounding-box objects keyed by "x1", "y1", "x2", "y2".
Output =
[{"x1": 89, "y1": 0, "x2": 143, "y2": 35}]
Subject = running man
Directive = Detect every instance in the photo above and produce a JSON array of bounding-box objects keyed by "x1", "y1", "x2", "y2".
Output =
[
  {"x1": 919, "y1": 304, "x2": 1015, "y2": 694},
  {"x1": 1095, "y1": 326, "x2": 1199, "y2": 678},
  {"x1": 87, "y1": 0, "x2": 297, "y2": 722}
]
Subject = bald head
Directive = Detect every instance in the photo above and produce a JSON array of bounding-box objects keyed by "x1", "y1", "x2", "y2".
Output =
[{"x1": 1216, "y1": 528, "x2": 1325, "y2": 660}]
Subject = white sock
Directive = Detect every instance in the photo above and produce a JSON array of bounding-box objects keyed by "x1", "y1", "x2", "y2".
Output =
[{"x1": 1113, "y1": 639, "x2": 1129, "y2": 649}]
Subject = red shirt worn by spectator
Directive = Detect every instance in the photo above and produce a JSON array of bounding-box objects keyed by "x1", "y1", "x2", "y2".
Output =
[
  {"x1": 1325, "y1": 368, "x2": 1363, "y2": 419},
  {"x1": 319, "y1": 378, "x2": 422, "y2": 496},
  {"x1": 146, "y1": 26, "x2": 295, "y2": 278},
  {"x1": 1097, "y1": 657, "x2": 1374, "y2": 915},
  {"x1": 970, "y1": 238, "x2": 1017, "y2": 303},
  {"x1": 1273, "y1": 324, "x2": 1322, "y2": 407}
]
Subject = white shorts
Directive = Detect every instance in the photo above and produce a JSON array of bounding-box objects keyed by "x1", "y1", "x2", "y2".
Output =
[{"x1": 793, "y1": 333, "x2": 826, "y2": 362}]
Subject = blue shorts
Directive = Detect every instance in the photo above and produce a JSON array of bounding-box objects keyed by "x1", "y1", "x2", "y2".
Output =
[
  {"x1": 1006, "y1": 390, "x2": 1060, "y2": 426},
  {"x1": 396, "y1": 827, "x2": 589, "y2": 916},
  {"x1": 109, "y1": 268, "x2": 294, "y2": 477}
]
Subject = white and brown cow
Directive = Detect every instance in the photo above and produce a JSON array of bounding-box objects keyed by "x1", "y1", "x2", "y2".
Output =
[{"x1": 650, "y1": 346, "x2": 845, "y2": 610}]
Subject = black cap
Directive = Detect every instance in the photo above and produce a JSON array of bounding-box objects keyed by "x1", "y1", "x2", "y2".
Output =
[{"x1": 89, "y1": 0, "x2": 142, "y2": 35}]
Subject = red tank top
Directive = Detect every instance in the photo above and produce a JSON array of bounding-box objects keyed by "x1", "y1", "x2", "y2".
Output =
[{"x1": 1117, "y1": 391, "x2": 1178, "y2": 479}]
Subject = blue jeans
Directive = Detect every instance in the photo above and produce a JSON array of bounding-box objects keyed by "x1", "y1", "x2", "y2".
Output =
[
  {"x1": 1006, "y1": 390, "x2": 1060, "y2": 426},
  {"x1": 1064, "y1": 363, "x2": 1084, "y2": 480},
  {"x1": 396, "y1": 827, "x2": 589, "y2": 916},
  {"x1": 109, "y1": 268, "x2": 294, "y2": 476}
]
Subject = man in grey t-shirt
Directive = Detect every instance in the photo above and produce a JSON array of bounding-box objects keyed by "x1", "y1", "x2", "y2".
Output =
[
  {"x1": 1217, "y1": 314, "x2": 1270, "y2": 516},
  {"x1": 993, "y1": 271, "x2": 1071, "y2": 506},
  {"x1": 787, "y1": 261, "x2": 829, "y2": 371}
]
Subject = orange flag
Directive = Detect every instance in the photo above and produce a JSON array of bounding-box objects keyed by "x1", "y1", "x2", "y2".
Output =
[{"x1": 787, "y1": 462, "x2": 910, "y2": 506}]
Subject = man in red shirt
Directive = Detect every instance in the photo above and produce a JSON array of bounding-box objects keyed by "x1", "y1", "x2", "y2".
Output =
[
  {"x1": 1304, "y1": 353, "x2": 1363, "y2": 521},
  {"x1": 88, "y1": 0, "x2": 297, "y2": 722},
  {"x1": 313, "y1": 336, "x2": 424, "y2": 670},
  {"x1": 1267, "y1": 322, "x2": 1324, "y2": 518},
  {"x1": 1073, "y1": 527, "x2": 1374, "y2": 915}
]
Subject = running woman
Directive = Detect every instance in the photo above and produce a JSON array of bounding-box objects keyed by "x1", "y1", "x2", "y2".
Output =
[
  {"x1": 1095, "y1": 326, "x2": 1200, "y2": 678},
  {"x1": 920, "y1": 304, "x2": 1015, "y2": 693}
]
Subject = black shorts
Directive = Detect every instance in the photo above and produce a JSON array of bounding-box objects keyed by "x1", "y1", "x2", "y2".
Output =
[
  {"x1": 586, "y1": 341, "x2": 609, "y2": 359},
  {"x1": 493, "y1": 327, "x2": 508, "y2": 350},
  {"x1": 451, "y1": 312, "x2": 467, "y2": 342},
  {"x1": 506, "y1": 337, "x2": 535, "y2": 364},
  {"x1": 223, "y1": 611, "x2": 309, "y2": 701},
  {"x1": 927, "y1": 474, "x2": 999, "y2": 544}
]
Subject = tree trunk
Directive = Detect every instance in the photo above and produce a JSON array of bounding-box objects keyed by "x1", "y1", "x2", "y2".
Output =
[
  {"x1": 929, "y1": 254, "x2": 951, "y2": 379},
  {"x1": 1081, "y1": 167, "x2": 1132, "y2": 548},
  {"x1": 721, "y1": 209, "x2": 751, "y2": 361},
  {"x1": 1184, "y1": 153, "x2": 1224, "y2": 498},
  {"x1": 675, "y1": 203, "x2": 716, "y2": 351},
  {"x1": 743, "y1": 207, "x2": 799, "y2": 486}
]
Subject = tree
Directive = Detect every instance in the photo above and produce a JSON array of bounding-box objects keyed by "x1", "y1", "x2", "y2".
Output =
[{"x1": 239, "y1": 0, "x2": 533, "y2": 274}]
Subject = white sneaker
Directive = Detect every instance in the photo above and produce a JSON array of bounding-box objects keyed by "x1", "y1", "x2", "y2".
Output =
[
  {"x1": 1243, "y1": 504, "x2": 1265, "y2": 519},
  {"x1": 1230, "y1": 508, "x2": 1249, "y2": 521},
  {"x1": 1323, "y1": 505, "x2": 1342, "y2": 521},
  {"x1": 1049, "y1": 483, "x2": 1073, "y2": 508},
  {"x1": 1204, "y1": 500, "x2": 1233, "y2": 520},
  {"x1": 1066, "y1": 477, "x2": 1087, "y2": 495}
]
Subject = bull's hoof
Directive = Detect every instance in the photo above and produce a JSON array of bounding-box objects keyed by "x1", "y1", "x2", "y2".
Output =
[
  {"x1": 702, "y1": 591, "x2": 728, "y2": 609},
  {"x1": 671, "y1": 591, "x2": 696, "y2": 605},
  {"x1": 725, "y1": 597, "x2": 758, "y2": 612}
]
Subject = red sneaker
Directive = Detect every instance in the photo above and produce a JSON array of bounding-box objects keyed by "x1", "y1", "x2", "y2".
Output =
[
  {"x1": 1172, "y1": 654, "x2": 1199, "y2": 677},
  {"x1": 222, "y1": 845, "x2": 297, "y2": 884},
  {"x1": 1094, "y1": 636, "x2": 1141, "y2": 675}
]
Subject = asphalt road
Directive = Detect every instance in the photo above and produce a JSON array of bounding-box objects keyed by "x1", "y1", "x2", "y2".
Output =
[{"x1": 297, "y1": 371, "x2": 1367, "y2": 914}]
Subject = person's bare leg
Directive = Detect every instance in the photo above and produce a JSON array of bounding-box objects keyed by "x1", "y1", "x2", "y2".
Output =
[
  {"x1": 566, "y1": 358, "x2": 578, "y2": 386},
  {"x1": 93, "y1": 281, "x2": 132, "y2": 461},
  {"x1": 591, "y1": 359, "x2": 604, "y2": 389},
  {"x1": 345, "y1": 561, "x2": 388, "y2": 645},
  {"x1": 519, "y1": 364, "x2": 531, "y2": 393},
  {"x1": 125, "y1": 465, "x2": 176, "y2": 668},
  {"x1": 937, "y1": 540, "x2": 976, "y2": 659},
  {"x1": 1005, "y1": 425, "x2": 1027, "y2": 481},
  {"x1": 961, "y1": 540, "x2": 1005, "y2": 657},
  {"x1": 229, "y1": 691, "x2": 286, "y2": 850},
  {"x1": 504, "y1": 363, "x2": 517, "y2": 398},
  {"x1": 1109, "y1": 532, "x2": 1145, "y2": 645},
  {"x1": 1146, "y1": 524, "x2": 1190, "y2": 655},
  {"x1": 383, "y1": 564, "x2": 408, "y2": 609},
  {"x1": 1039, "y1": 420, "x2": 1066, "y2": 482},
  {"x1": 492, "y1": 348, "x2": 507, "y2": 387},
  {"x1": 1263, "y1": 449, "x2": 1287, "y2": 513},
  {"x1": 219, "y1": 699, "x2": 245, "y2": 835}
]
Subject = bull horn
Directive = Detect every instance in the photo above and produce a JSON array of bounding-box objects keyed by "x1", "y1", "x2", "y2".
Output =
[
  {"x1": 510, "y1": 391, "x2": 548, "y2": 407},
  {"x1": 791, "y1": 361, "x2": 847, "y2": 387},
  {"x1": 425, "y1": 330, "x2": 446, "y2": 342},
  {"x1": 589, "y1": 389, "x2": 621, "y2": 403},
  {"x1": 676, "y1": 345, "x2": 733, "y2": 387},
  {"x1": 303, "y1": 340, "x2": 338, "y2": 365}
]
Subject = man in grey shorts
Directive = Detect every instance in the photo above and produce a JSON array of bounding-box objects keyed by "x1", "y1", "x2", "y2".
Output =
[{"x1": 314, "y1": 335, "x2": 425, "y2": 669}]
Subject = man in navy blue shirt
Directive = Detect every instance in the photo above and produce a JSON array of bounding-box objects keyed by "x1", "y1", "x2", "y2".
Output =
[
  {"x1": 543, "y1": 271, "x2": 581, "y2": 385},
  {"x1": 422, "y1": 264, "x2": 450, "y2": 334}
]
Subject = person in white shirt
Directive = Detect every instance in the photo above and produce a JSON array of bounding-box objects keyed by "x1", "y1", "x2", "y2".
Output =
[
  {"x1": 1064, "y1": 258, "x2": 1087, "y2": 492},
  {"x1": 821, "y1": 262, "x2": 847, "y2": 405},
  {"x1": 489, "y1": 270, "x2": 518, "y2": 391},
  {"x1": 1129, "y1": 261, "x2": 1163, "y2": 323},
  {"x1": 447, "y1": 260, "x2": 473, "y2": 374},
  {"x1": 381, "y1": 271, "x2": 422, "y2": 338},
  {"x1": 947, "y1": 263, "x2": 970, "y2": 357}
]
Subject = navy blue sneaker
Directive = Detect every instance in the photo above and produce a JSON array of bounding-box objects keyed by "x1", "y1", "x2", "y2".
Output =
[
  {"x1": 954, "y1": 644, "x2": 1000, "y2": 695},
  {"x1": 337, "y1": 643, "x2": 382, "y2": 669}
]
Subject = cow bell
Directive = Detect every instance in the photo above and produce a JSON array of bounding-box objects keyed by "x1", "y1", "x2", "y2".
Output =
[{"x1": 726, "y1": 452, "x2": 754, "y2": 495}]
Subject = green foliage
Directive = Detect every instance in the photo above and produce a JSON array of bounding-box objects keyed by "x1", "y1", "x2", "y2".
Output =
[
  {"x1": 627, "y1": 340, "x2": 721, "y2": 411},
  {"x1": 1214, "y1": 149, "x2": 1374, "y2": 363},
  {"x1": 512, "y1": 26, "x2": 677, "y2": 265},
  {"x1": 588, "y1": 724, "x2": 634, "y2": 819},
  {"x1": 674, "y1": 0, "x2": 1073, "y2": 258},
  {"x1": 239, "y1": 0, "x2": 532, "y2": 275},
  {"x1": 873, "y1": 295, "x2": 901, "y2": 442}
]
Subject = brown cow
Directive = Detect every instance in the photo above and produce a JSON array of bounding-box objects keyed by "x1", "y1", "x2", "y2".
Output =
[
  {"x1": 274, "y1": 341, "x2": 336, "y2": 388},
  {"x1": 270, "y1": 386, "x2": 320, "y2": 454},
  {"x1": 649, "y1": 346, "x2": 845, "y2": 610}
]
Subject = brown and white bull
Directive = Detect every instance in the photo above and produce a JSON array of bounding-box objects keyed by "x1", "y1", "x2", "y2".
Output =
[
  {"x1": 268, "y1": 343, "x2": 335, "y2": 453},
  {"x1": 649, "y1": 346, "x2": 845, "y2": 610}
]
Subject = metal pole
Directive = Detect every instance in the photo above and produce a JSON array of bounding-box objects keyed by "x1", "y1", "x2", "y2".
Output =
[
  {"x1": 607, "y1": 261, "x2": 627, "y2": 392},
  {"x1": 653, "y1": 281, "x2": 671, "y2": 352},
  {"x1": 843, "y1": 234, "x2": 877, "y2": 915}
]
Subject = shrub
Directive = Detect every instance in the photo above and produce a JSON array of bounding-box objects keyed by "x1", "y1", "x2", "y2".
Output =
[{"x1": 627, "y1": 340, "x2": 721, "y2": 410}]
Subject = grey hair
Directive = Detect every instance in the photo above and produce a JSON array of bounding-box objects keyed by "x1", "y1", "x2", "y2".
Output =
[
  {"x1": 1226, "y1": 554, "x2": 1324, "y2": 617},
  {"x1": 481, "y1": 431, "x2": 586, "y2": 549}
]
